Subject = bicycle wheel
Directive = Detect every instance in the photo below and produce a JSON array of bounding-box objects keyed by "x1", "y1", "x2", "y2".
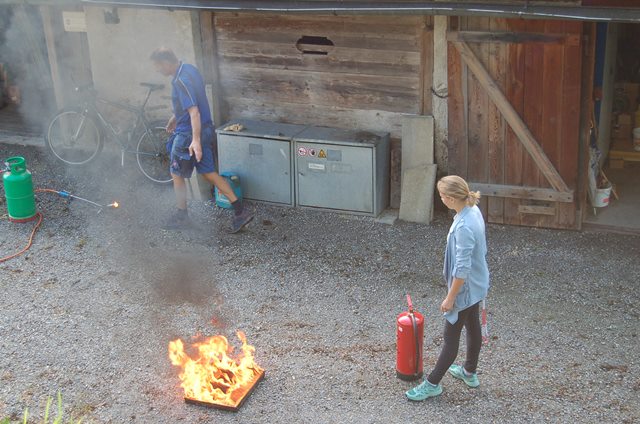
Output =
[
  {"x1": 136, "y1": 126, "x2": 172, "y2": 184},
  {"x1": 45, "y1": 109, "x2": 102, "y2": 165}
]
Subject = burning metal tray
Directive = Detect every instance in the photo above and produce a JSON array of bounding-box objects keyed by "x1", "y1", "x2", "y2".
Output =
[{"x1": 184, "y1": 369, "x2": 265, "y2": 412}]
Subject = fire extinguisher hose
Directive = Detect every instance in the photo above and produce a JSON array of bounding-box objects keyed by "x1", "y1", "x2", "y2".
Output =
[{"x1": 409, "y1": 310, "x2": 420, "y2": 378}]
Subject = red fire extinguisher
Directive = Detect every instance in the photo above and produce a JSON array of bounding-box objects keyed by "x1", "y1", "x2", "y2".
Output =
[{"x1": 396, "y1": 294, "x2": 424, "y2": 380}]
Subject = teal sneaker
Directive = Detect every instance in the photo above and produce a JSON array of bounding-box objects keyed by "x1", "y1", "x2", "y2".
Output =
[
  {"x1": 405, "y1": 379, "x2": 443, "y2": 401},
  {"x1": 448, "y1": 364, "x2": 480, "y2": 388}
]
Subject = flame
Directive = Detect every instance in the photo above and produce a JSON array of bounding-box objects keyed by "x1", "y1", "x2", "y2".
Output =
[
  {"x1": 168, "y1": 331, "x2": 263, "y2": 406},
  {"x1": 107, "y1": 202, "x2": 119, "y2": 208}
]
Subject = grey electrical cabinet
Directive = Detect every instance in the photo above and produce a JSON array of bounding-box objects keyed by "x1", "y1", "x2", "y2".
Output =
[
  {"x1": 293, "y1": 127, "x2": 390, "y2": 216},
  {"x1": 216, "y1": 119, "x2": 307, "y2": 206}
]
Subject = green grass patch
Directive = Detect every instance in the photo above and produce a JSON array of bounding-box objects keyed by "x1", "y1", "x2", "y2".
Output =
[{"x1": 1, "y1": 392, "x2": 85, "y2": 424}]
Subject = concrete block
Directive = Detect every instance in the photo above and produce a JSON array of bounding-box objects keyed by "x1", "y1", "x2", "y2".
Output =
[
  {"x1": 401, "y1": 115, "x2": 434, "y2": 171},
  {"x1": 399, "y1": 164, "x2": 438, "y2": 224}
]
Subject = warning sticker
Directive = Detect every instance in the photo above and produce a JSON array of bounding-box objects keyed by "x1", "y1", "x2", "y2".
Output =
[
  {"x1": 309, "y1": 148, "x2": 317, "y2": 157},
  {"x1": 297, "y1": 147, "x2": 308, "y2": 156},
  {"x1": 308, "y1": 163, "x2": 325, "y2": 171},
  {"x1": 318, "y1": 149, "x2": 327, "y2": 159}
]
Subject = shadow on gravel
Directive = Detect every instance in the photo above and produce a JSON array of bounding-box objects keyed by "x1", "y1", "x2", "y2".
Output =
[{"x1": 150, "y1": 251, "x2": 221, "y2": 306}]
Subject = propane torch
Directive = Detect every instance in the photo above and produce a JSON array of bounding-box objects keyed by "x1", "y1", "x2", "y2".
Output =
[{"x1": 35, "y1": 189, "x2": 119, "y2": 212}]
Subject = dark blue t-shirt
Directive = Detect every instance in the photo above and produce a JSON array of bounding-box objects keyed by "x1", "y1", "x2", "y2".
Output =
[{"x1": 171, "y1": 62, "x2": 213, "y2": 133}]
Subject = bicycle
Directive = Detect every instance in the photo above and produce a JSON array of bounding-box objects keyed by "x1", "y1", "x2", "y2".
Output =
[{"x1": 45, "y1": 82, "x2": 172, "y2": 184}]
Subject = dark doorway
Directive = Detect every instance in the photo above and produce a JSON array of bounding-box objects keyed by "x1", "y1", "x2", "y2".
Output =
[
  {"x1": 584, "y1": 23, "x2": 640, "y2": 233},
  {"x1": 0, "y1": 4, "x2": 56, "y2": 137}
]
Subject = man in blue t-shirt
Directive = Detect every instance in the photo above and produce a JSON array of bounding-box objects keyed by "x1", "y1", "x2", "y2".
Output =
[{"x1": 151, "y1": 48, "x2": 252, "y2": 232}]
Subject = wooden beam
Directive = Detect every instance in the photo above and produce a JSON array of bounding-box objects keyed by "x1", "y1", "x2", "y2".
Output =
[
  {"x1": 419, "y1": 16, "x2": 433, "y2": 115},
  {"x1": 448, "y1": 31, "x2": 566, "y2": 45},
  {"x1": 576, "y1": 22, "x2": 597, "y2": 230},
  {"x1": 453, "y1": 41, "x2": 571, "y2": 193},
  {"x1": 40, "y1": 6, "x2": 64, "y2": 110},
  {"x1": 469, "y1": 183, "x2": 574, "y2": 203},
  {"x1": 200, "y1": 11, "x2": 224, "y2": 127},
  {"x1": 432, "y1": 16, "x2": 448, "y2": 170},
  {"x1": 518, "y1": 205, "x2": 556, "y2": 216}
]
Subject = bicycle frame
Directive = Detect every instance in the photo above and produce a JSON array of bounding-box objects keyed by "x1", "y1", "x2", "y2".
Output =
[{"x1": 82, "y1": 87, "x2": 163, "y2": 166}]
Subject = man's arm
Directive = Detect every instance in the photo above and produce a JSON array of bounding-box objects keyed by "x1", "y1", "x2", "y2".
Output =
[
  {"x1": 187, "y1": 106, "x2": 202, "y2": 162},
  {"x1": 166, "y1": 114, "x2": 176, "y2": 133}
]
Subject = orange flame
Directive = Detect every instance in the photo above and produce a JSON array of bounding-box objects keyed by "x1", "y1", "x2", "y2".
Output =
[
  {"x1": 168, "y1": 331, "x2": 263, "y2": 406},
  {"x1": 107, "y1": 202, "x2": 119, "y2": 208}
]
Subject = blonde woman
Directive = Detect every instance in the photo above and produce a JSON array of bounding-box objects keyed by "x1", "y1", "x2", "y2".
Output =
[{"x1": 406, "y1": 175, "x2": 490, "y2": 401}]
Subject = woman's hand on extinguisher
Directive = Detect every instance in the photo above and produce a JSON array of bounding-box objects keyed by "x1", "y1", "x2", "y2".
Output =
[{"x1": 440, "y1": 296, "x2": 455, "y2": 313}]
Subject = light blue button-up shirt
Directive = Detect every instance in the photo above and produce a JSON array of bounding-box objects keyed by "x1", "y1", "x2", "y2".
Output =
[{"x1": 442, "y1": 205, "x2": 490, "y2": 324}]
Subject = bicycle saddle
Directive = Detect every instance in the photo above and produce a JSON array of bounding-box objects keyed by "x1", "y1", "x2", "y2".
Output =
[
  {"x1": 140, "y1": 82, "x2": 165, "y2": 91},
  {"x1": 74, "y1": 82, "x2": 94, "y2": 92}
]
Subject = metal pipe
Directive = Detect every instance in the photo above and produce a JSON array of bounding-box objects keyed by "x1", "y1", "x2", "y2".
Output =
[{"x1": 65, "y1": 193, "x2": 104, "y2": 209}]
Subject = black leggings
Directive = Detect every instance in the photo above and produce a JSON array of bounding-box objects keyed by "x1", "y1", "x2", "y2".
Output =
[{"x1": 427, "y1": 302, "x2": 481, "y2": 385}]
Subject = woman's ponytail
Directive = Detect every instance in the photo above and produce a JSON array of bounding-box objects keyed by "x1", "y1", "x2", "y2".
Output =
[{"x1": 467, "y1": 190, "x2": 481, "y2": 206}]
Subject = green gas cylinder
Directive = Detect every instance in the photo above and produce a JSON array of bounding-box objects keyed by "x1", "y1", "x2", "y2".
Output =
[{"x1": 3, "y1": 156, "x2": 37, "y2": 222}]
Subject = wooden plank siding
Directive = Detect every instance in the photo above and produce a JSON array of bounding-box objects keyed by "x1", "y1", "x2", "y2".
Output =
[
  {"x1": 487, "y1": 17, "x2": 507, "y2": 224},
  {"x1": 447, "y1": 17, "x2": 467, "y2": 183},
  {"x1": 503, "y1": 18, "x2": 526, "y2": 227},
  {"x1": 465, "y1": 16, "x2": 490, "y2": 215},
  {"x1": 213, "y1": 14, "x2": 431, "y2": 139},
  {"x1": 212, "y1": 14, "x2": 433, "y2": 209},
  {"x1": 557, "y1": 20, "x2": 583, "y2": 228},
  {"x1": 447, "y1": 17, "x2": 583, "y2": 229}
]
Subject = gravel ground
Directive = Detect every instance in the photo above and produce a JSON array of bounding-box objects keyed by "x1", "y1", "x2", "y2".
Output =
[{"x1": 1, "y1": 139, "x2": 639, "y2": 424}]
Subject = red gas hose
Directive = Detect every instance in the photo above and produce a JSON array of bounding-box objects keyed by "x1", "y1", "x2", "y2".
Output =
[
  {"x1": 0, "y1": 212, "x2": 43, "y2": 263},
  {"x1": 1, "y1": 188, "x2": 66, "y2": 263}
]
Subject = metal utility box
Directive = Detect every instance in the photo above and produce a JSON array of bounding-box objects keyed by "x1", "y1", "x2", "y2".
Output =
[
  {"x1": 216, "y1": 119, "x2": 307, "y2": 206},
  {"x1": 293, "y1": 127, "x2": 390, "y2": 216}
]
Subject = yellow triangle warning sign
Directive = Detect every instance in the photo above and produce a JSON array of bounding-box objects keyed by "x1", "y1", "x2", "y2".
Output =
[{"x1": 318, "y1": 149, "x2": 327, "y2": 159}]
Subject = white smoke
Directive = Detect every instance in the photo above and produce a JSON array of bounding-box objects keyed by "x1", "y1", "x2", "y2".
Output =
[{"x1": 0, "y1": 4, "x2": 56, "y2": 133}]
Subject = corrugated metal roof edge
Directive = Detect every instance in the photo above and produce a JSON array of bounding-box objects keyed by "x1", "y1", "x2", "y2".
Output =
[
  {"x1": 81, "y1": 1, "x2": 640, "y2": 23},
  {"x1": 0, "y1": 1, "x2": 80, "y2": 5}
]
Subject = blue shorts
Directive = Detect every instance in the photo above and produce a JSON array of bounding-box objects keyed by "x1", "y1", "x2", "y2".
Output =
[{"x1": 167, "y1": 125, "x2": 216, "y2": 178}]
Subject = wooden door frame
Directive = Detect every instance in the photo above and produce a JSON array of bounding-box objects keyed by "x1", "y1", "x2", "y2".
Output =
[{"x1": 576, "y1": 22, "x2": 598, "y2": 229}]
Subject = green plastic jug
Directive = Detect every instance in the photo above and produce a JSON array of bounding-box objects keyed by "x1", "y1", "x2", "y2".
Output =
[{"x1": 3, "y1": 156, "x2": 37, "y2": 222}]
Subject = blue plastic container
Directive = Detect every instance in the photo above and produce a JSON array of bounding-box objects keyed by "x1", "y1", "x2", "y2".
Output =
[{"x1": 214, "y1": 172, "x2": 242, "y2": 209}]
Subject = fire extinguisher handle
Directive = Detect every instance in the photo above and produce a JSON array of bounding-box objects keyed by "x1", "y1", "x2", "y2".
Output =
[{"x1": 406, "y1": 294, "x2": 413, "y2": 312}]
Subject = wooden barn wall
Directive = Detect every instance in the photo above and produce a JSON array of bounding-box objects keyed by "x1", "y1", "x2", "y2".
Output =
[
  {"x1": 211, "y1": 13, "x2": 433, "y2": 208},
  {"x1": 213, "y1": 14, "x2": 432, "y2": 138},
  {"x1": 448, "y1": 17, "x2": 583, "y2": 229}
]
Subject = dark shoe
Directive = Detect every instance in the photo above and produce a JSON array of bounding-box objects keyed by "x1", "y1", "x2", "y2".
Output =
[
  {"x1": 162, "y1": 209, "x2": 192, "y2": 230},
  {"x1": 231, "y1": 209, "x2": 253, "y2": 233}
]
